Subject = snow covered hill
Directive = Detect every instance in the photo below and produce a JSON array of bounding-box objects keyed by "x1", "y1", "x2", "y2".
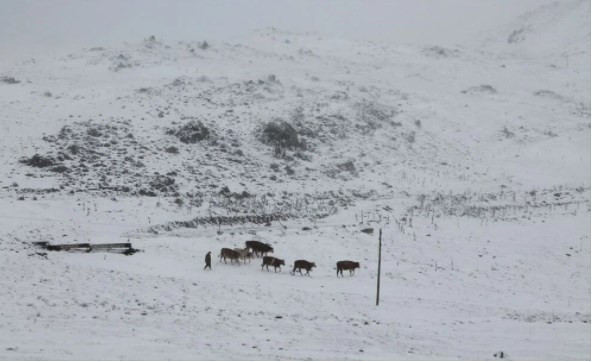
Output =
[
  {"x1": 481, "y1": 0, "x2": 589, "y2": 59},
  {"x1": 0, "y1": 1, "x2": 590, "y2": 360}
]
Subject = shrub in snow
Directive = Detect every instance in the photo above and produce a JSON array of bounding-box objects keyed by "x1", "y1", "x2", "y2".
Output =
[
  {"x1": 167, "y1": 120, "x2": 211, "y2": 144},
  {"x1": 87, "y1": 128, "x2": 102, "y2": 137},
  {"x1": 0, "y1": 76, "x2": 20, "y2": 84},
  {"x1": 461, "y1": 85, "x2": 497, "y2": 94},
  {"x1": 20, "y1": 154, "x2": 56, "y2": 168},
  {"x1": 260, "y1": 120, "x2": 306, "y2": 150},
  {"x1": 403, "y1": 131, "x2": 416, "y2": 143},
  {"x1": 508, "y1": 27, "x2": 528, "y2": 43},
  {"x1": 149, "y1": 175, "x2": 177, "y2": 194},
  {"x1": 501, "y1": 127, "x2": 515, "y2": 138},
  {"x1": 165, "y1": 146, "x2": 179, "y2": 154},
  {"x1": 285, "y1": 165, "x2": 295, "y2": 175},
  {"x1": 356, "y1": 101, "x2": 397, "y2": 133},
  {"x1": 337, "y1": 160, "x2": 356, "y2": 173},
  {"x1": 138, "y1": 189, "x2": 157, "y2": 197},
  {"x1": 422, "y1": 46, "x2": 460, "y2": 58},
  {"x1": 50, "y1": 165, "x2": 69, "y2": 173}
]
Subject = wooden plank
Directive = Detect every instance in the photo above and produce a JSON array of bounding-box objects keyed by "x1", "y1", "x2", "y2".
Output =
[
  {"x1": 89, "y1": 243, "x2": 132, "y2": 249},
  {"x1": 33, "y1": 241, "x2": 49, "y2": 248},
  {"x1": 123, "y1": 248, "x2": 139, "y2": 256},
  {"x1": 47, "y1": 243, "x2": 91, "y2": 251}
]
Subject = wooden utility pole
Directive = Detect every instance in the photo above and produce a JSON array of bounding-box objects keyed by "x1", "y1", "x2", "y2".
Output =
[{"x1": 376, "y1": 228, "x2": 382, "y2": 306}]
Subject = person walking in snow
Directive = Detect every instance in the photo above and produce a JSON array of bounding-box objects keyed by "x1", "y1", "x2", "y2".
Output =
[{"x1": 204, "y1": 251, "x2": 212, "y2": 270}]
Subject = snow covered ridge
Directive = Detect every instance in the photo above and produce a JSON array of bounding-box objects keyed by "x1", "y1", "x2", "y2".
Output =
[
  {"x1": 8, "y1": 44, "x2": 423, "y2": 216},
  {"x1": 7, "y1": 31, "x2": 589, "y2": 205},
  {"x1": 10, "y1": 76, "x2": 403, "y2": 214},
  {"x1": 480, "y1": 0, "x2": 590, "y2": 59}
]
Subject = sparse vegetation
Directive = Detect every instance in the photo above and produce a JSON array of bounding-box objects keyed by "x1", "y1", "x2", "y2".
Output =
[
  {"x1": 501, "y1": 127, "x2": 515, "y2": 138},
  {"x1": 0, "y1": 76, "x2": 20, "y2": 84},
  {"x1": 168, "y1": 120, "x2": 211, "y2": 144},
  {"x1": 461, "y1": 85, "x2": 497, "y2": 94},
  {"x1": 165, "y1": 146, "x2": 179, "y2": 154},
  {"x1": 260, "y1": 120, "x2": 306, "y2": 151},
  {"x1": 356, "y1": 101, "x2": 397, "y2": 133},
  {"x1": 20, "y1": 154, "x2": 56, "y2": 168}
]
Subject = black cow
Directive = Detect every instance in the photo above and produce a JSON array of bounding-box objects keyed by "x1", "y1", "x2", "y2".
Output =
[
  {"x1": 336, "y1": 260, "x2": 360, "y2": 277},
  {"x1": 245, "y1": 240, "x2": 274, "y2": 257},
  {"x1": 292, "y1": 260, "x2": 316, "y2": 276}
]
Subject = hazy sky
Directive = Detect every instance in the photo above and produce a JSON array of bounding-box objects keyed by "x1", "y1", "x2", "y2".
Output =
[{"x1": 0, "y1": 0, "x2": 547, "y2": 58}]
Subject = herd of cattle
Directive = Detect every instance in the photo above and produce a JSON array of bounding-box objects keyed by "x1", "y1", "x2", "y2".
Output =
[{"x1": 218, "y1": 240, "x2": 360, "y2": 277}]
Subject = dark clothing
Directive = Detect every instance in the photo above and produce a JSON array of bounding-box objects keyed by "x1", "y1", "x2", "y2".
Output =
[{"x1": 204, "y1": 252, "x2": 211, "y2": 270}]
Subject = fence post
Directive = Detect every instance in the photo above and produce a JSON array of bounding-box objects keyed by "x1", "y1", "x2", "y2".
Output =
[{"x1": 376, "y1": 228, "x2": 382, "y2": 306}]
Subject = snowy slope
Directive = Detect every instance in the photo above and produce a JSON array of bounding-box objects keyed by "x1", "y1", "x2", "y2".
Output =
[
  {"x1": 480, "y1": 0, "x2": 590, "y2": 55},
  {"x1": 0, "y1": 2, "x2": 590, "y2": 360}
]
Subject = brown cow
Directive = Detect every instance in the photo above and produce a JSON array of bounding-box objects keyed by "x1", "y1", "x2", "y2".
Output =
[
  {"x1": 261, "y1": 256, "x2": 285, "y2": 272},
  {"x1": 292, "y1": 260, "x2": 316, "y2": 276},
  {"x1": 219, "y1": 248, "x2": 241, "y2": 264},
  {"x1": 245, "y1": 240, "x2": 274, "y2": 257},
  {"x1": 336, "y1": 260, "x2": 360, "y2": 277}
]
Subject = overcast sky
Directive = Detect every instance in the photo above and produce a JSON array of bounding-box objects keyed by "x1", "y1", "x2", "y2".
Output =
[{"x1": 0, "y1": 0, "x2": 547, "y2": 59}]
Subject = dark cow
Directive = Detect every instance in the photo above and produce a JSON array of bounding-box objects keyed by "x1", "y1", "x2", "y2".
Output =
[
  {"x1": 261, "y1": 256, "x2": 285, "y2": 272},
  {"x1": 219, "y1": 248, "x2": 241, "y2": 264},
  {"x1": 336, "y1": 260, "x2": 360, "y2": 277},
  {"x1": 292, "y1": 260, "x2": 316, "y2": 276},
  {"x1": 245, "y1": 240, "x2": 274, "y2": 257}
]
